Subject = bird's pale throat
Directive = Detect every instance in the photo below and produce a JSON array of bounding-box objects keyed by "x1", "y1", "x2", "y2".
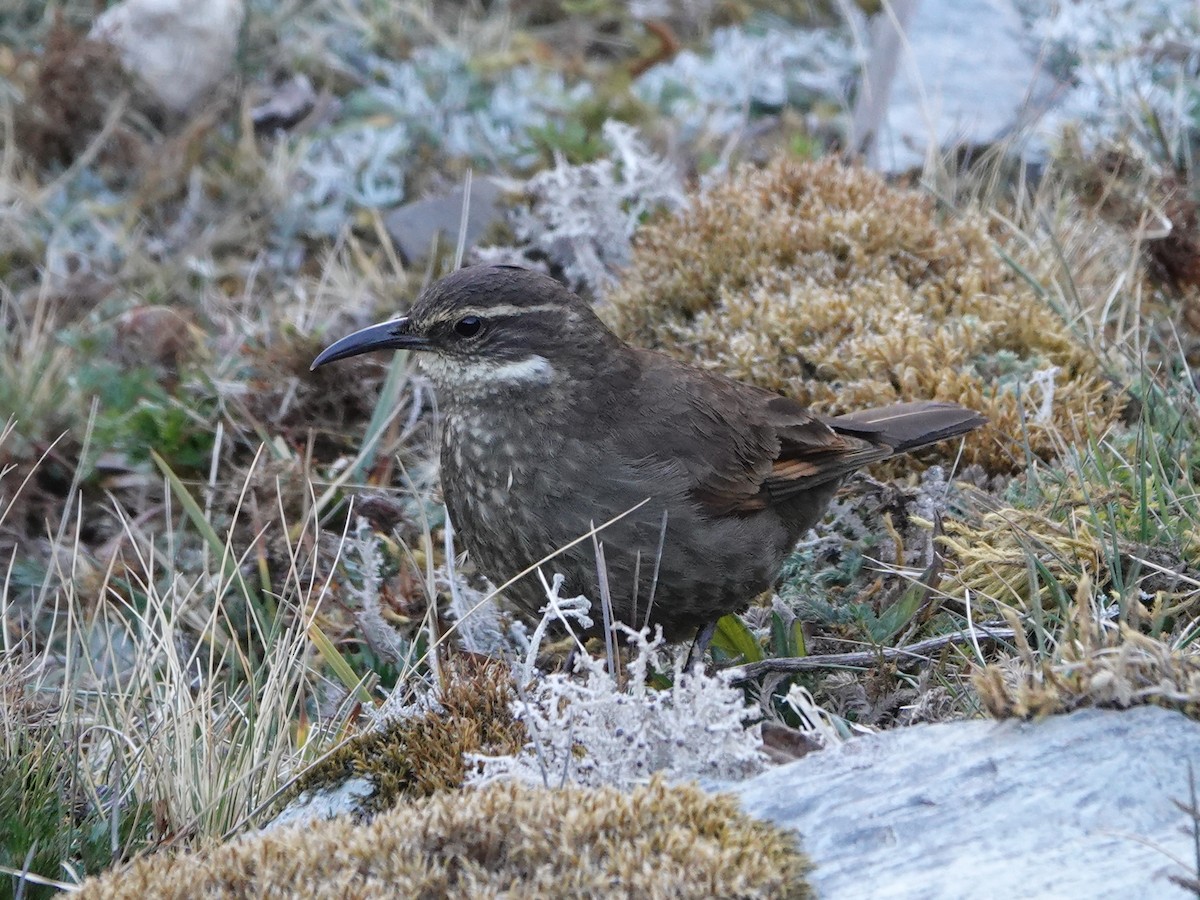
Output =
[{"x1": 418, "y1": 352, "x2": 556, "y2": 388}]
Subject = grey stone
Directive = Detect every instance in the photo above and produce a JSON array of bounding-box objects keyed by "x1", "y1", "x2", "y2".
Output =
[
  {"x1": 731, "y1": 707, "x2": 1200, "y2": 898},
  {"x1": 383, "y1": 177, "x2": 510, "y2": 265},
  {"x1": 251, "y1": 74, "x2": 318, "y2": 132},
  {"x1": 260, "y1": 776, "x2": 375, "y2": 833},
  {"x1": 90, "y1": 0, "x2": 245, "y2": 114}
]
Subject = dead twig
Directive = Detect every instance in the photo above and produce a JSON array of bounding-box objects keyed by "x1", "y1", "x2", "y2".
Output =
[{"x1": 726, "y1": 625, "x2": 1016, "y2": 685}]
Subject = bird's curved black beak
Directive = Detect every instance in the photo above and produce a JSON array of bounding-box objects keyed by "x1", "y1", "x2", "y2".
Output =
[{"x1": 310, "y1": 317, "x2": 430, "y2": 370}]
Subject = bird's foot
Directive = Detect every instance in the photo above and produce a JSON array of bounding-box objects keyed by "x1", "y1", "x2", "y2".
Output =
[{"x1": 685, "y1": 620, "x2": 718, "y2": 672}]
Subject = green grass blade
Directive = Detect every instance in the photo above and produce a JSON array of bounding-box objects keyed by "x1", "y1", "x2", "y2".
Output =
[
  {"x1": 352, "y1": 350, "x2": 409, "y2": 480},
  {"x1": 870, "y1": 582, "x2": 925, "y2": 645},
  {"x1": 711, "y1": 614, "x2": 763, "y2": 663},
  {"x1": 151, "y1": 449, "x2": 262, "y2": 616},
  {"x1": 308, "y1": 621, "x2": 375, "y2": 704}
]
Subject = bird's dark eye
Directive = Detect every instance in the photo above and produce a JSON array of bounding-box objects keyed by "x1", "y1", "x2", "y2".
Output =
[{"x1": 454, "y1": 315, "x2": 483, "y2": 338}]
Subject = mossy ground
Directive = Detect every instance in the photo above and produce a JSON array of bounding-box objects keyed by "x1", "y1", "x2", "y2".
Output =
[{"x1": 76, "y1": 778, "x2": 812, "y2": 900}]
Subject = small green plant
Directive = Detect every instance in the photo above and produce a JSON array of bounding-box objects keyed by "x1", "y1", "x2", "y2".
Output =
[
  {"x1": 0, "y1": 713, "x2": 152, "y2": 899},
  {"x1": 711, "y1": 610, "x2": 807, "y2": 665}
]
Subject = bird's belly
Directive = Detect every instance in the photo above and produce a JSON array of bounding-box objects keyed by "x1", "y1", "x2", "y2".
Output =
[
  {"x1": 443, "y1": 426, "x2": 592, "y2": 560},
  {"x1": 440, "y1": 419, "x2": 794, "y2": 639}
]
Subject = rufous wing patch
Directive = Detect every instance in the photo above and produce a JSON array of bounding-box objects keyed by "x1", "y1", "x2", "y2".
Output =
[{"x1": 769, "y1": 458, "x2": 820, "y2": 481}]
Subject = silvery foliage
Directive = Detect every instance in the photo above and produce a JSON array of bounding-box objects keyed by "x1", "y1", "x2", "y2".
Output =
[
  {"x1": 440, "y1": 514, "x2": 511, "y2": 658},
  {"x1": 28, "y1": 167, "x2": 214, "y2": 287},
  {"x1": 1024, "y1": 0, "x2": 1200, "y2": 155},
  {"x1": 345, "y1": 518, "x2": 410, "y2": 670},
  {"x1": 477, "y1": 120, "x2": 685, "y2": 293},
  {"x1": 441, "y1": 571, "x2": 510, "y2": 656},
  {"x1": 33, "y1": 172, "x2": 130, "y2": 277},
  {"x1": 288, "y1": 47, "x2": 591, "y2": 236},
  {"x1": 292, "y1": 121, "x2": 411, "y2": 236},
  {"x1": 633, "y1": 19, "x2": 863, "y2": 140},
  {"x1": 518, "y1": 572, "x2": 595, "y2": 680},
  {"x1": 467, "y1": 622, "x2": 765, "y2": 790}
]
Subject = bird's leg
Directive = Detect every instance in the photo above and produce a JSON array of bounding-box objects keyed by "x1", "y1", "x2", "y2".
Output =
[
  {"x1": 685, "y1": 620, "x2": 718, "y2": 672},
  {"x1": 563, "y1": 645, "x2": 580, "y2": 674}
]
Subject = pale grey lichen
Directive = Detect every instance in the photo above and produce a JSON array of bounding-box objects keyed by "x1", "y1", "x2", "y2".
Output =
[
  {"x1": 287, "y1": 46, "x2": 593, "y2": 237},
  {"x1": 633, "y1": 19, "x2": 863, "y2": 141},
  {"x1": 468, "y1": 624, "x2": 764, "y2": 790},
  {"x1": 476, "y1": 120, "x2": 684, "y2": 292}
]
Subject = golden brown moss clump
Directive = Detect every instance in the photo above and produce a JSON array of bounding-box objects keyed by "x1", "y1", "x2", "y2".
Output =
[
  {"x1": 602, "y1": 156, "x2": 1121, "y2": 474},
  {"x1": 288, "y1": 656, "x2": 526, "y2": 813},
  {"x1": 77, "y1": 777, "x2": 812, "y2": 899},
  {"x1": 976, "y1": 625, "x2": 1200, "y2": 721}
]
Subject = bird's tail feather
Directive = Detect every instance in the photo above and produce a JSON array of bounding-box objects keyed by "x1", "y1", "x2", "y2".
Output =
[{"x1": 827, "y1": 401, "x2": 985, "y2": 454}]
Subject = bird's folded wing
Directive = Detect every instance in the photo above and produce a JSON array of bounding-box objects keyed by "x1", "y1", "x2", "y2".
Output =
[
  {"x1": 628, "y1": 352, "x2": 982, "y2": 518},
  {"x1": 667, "y1": 380, "x2": 888, "y2": 515},
  {"x1": 759, "y1": 394, "x2": 891, "y2": 504}
]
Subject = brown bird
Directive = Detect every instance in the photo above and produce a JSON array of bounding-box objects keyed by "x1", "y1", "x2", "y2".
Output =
[{"x1": 312, "y1": 265, "x2": 984, "y2": 649}]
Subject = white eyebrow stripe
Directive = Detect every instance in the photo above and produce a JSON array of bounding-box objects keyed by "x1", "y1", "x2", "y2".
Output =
[{"x1": 428, "y1": 302, "x2": 567, "y2": 323}]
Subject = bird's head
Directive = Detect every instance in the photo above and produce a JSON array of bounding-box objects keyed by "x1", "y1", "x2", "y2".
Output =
[{"x1": 310, "y1": 265, "x2": 619, "y2": 394}]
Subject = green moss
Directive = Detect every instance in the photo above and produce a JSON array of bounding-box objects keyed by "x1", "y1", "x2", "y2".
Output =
[
  {"x1": 287, "y1": 657, "x2": 525, "y2": 814},
  {"x1": 942, "y1": 424, "x2": 1200, "y2": 618},
  {"x1": 1, "y1": 719, "x2": 152, "y2": 899}
]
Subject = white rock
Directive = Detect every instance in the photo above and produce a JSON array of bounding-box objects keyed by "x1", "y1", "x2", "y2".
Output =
[
  {"x1": 731, "y1": 706, "x2": 1200, "y2": 899},
  {"x1": 854, "y1": 0, "x2": 1062, "y2": 173},
  {"x1": 90, "y1": 0, "x2": 245, "y2": 114}
]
